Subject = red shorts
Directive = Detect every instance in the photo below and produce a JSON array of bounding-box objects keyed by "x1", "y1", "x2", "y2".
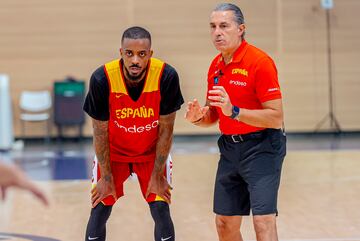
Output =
[{"x1": 91, "y1": 155, "x2": 173, "y2": 206}]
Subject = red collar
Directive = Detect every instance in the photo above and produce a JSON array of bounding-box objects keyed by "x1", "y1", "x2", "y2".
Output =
[
  {"x1": 232, "y1": 40, "x2": 248, "y2": 63},
  {"x1": 216, "y1": 40, "x2": 248, "y2": 66}
]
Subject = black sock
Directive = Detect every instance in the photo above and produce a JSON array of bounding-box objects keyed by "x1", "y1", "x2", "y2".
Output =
[
  {"x1": 85, "y1": 203, "x2": 113, "y2": 241},
  {"x1": 149, "y1": 201, "x2": 175, "y2": 241}
]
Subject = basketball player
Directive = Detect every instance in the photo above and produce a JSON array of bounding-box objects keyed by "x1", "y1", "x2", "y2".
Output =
[{"x1": 83, "y1": 26, "x2": 184, "y2": 241}]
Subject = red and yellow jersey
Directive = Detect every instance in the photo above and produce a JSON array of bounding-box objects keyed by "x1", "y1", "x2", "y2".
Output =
[
  {"x1": 207, "y1": 40, "x2": 282, "y2": 135},
  {"x1": 104, "y1": 58, "x2": 165, "y2": 163}
]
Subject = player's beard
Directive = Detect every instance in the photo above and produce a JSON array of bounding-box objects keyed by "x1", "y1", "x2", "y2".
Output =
[{"x1": 124, "y1": 66, "x2": 146, "y2": 82}]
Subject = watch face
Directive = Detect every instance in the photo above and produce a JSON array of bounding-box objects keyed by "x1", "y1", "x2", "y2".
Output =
[
  {"x1": 233, "y1": 106, "x2": 239, "y2": 114},
  {"x1": 231, "y1": 106, "x2": 240, "y2": 119}
]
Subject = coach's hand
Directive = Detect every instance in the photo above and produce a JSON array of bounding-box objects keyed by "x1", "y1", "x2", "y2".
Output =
[
  {"x1": 146, "y1": 173, "x2": 172, "y2": 203},
  {"x1": 184, "y1": 98, "x2": 209, "y2": 123},
  {"x1": 91, "y1": 175, "x2": 117, "y2": 208},
  {"x1": 208, "y1": 86, "x2": 232, "y2": 116}
]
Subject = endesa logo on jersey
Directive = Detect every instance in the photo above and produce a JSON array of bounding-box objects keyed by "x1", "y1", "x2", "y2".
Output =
[
  {"x1": 113, "y1": 120, "x2": 159, "y2": 133},
  {"x1": 229, "y1": 80, "x2": 247, "y2": 87},
  {"x1": 116, "y1": 106, "x2": 155, "y2": 119}
]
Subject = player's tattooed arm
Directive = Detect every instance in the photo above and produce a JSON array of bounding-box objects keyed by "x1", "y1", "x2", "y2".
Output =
[
  {"x1": 92, "y1": 119, "x2": 112, "y2": 181},
  {"x1": 146, "y1": 112, "x2": 176, "y2": 203},
  {"x1": 154, "y1": 112, "x2": 176, "y2": 174},
  {"x1": 91, "y1": 118, "x2": 116, "y2": 207}
]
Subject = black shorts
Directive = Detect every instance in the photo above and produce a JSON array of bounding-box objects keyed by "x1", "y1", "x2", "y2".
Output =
[{"x1": 214, "y1": 128, "x2": 286, "y2": 216}]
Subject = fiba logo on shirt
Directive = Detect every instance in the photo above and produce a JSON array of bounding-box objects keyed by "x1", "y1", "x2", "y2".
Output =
[{"x1": 113, "y1": 120, "x2": 159, "y2": 133}]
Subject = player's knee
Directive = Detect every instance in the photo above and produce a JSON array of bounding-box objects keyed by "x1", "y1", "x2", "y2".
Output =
[
  {"x1": 149, "y1": 201, "x2": 174, "y2": 241},
  {"x1": 86, "y1": 203, "x2": 113, "y2": 240},
  {"x1": 149, "y1": 201, "x2": 171, "y2": 221},
  {"x1": 90, "y1": 203, "x2": 113, "y2": 224}
]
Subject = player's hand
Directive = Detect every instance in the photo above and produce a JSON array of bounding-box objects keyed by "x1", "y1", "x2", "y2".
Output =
[
  {"x1": 91, "y1": 175, "x2": 116, "y2": 208},
  {"x1": 0, "y1": 164, "x2": 49, "y2": 206},
  {"x1": 146, "y1": 173, "x2": 172, "y2": 204},
  {"x1": 208, "y1": 86, "x2": 232, "y2": 116},
  {"x1": 184, "y1": 98, "x2": 209, "y2": 123}
]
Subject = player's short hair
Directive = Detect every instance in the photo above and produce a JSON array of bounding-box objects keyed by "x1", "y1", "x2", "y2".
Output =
[{"x1": 121, "y1": 26, "x2": 151, "y2": 45}]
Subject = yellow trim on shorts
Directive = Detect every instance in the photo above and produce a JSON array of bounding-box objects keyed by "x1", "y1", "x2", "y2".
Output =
[{"x1": 155, "y1": 195, "x2": 166, "y2": 202}]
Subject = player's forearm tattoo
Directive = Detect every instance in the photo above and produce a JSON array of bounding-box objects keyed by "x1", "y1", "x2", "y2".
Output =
[
  {"x1": 154, "y1": 113, "x2": 176, "y2": 174},
  {"x1": 154, "y1": 154, "x2": 168, "y2": 174},
  {"x1": 92, "y1": 119, "x2": 112, "y2": 182}
]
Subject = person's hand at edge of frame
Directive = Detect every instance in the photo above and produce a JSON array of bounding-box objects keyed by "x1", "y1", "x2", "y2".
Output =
[{"x1": 0, "y1": 163, "x2": 49, "y2": 206}]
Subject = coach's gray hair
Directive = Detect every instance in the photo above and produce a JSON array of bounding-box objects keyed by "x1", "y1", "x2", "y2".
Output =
[{"x1": 213, "y1": 3, "x2": 245, "y2": 25}]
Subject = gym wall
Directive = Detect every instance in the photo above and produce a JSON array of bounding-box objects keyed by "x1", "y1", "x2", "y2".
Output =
[{"x1": 1, "y1": 0, "x2": 359, "y2": 137}]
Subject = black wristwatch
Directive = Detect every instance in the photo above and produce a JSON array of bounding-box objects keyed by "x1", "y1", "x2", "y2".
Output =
[{"x1": 230, "y1": 105, "x2": 240, "y2": 119}]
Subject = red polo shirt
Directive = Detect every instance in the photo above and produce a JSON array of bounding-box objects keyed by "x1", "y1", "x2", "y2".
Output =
[{"x1": 207, "y1": 40, "x2": 282, "y2": 135}]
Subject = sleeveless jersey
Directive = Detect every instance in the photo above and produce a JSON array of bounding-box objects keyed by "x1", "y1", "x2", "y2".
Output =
[{"x1": 104, "y1": 58, "x2": 165, "y2": 162}]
